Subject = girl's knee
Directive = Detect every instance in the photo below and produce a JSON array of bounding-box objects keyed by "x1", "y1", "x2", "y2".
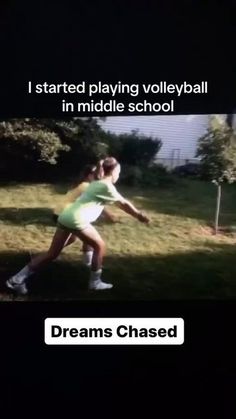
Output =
[{"x1": 94, "y1": 240, "x2": 106, "y2": 252}]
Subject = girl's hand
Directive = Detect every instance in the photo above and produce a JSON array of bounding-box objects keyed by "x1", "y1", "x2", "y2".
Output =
[{"x1": 137, "y1": 212, "x2": 150, "y2": 224}]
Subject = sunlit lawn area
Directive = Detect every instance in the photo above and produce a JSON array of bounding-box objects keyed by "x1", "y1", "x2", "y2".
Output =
[{"x1": 1, "y1": 179, "x2": 236, "y2": 300}]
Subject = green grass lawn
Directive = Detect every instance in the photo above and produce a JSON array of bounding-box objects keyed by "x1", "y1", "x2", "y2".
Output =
[{"x1": 1, "y1": 178, "x2": 236, "y2": 301}]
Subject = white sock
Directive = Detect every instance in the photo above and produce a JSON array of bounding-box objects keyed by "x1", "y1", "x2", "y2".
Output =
[
  {"x1": 12, "y1": 265, "x2": 34, "y2": 284},
  {"x1": 83, "y1": 251, "x2": 93, "y2": 267},
  {"x1": 89, "y1": 269, "x2": 113, "y2": 290},
  {"x1": 90, "y1": 269, "x2": 102, "y2": 282}
]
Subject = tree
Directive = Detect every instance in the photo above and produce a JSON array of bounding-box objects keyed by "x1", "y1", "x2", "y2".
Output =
[
  {"x1": 0, "y1": 117, "x2": 107, "y2": 180},
  {"x1": 54, "y1": 117, "x2": 108, "y2": 172},
  {"x1": 196, "y1": 115, "x2": 236, "y2": 233},
  {"x1": 99, "y1": 129, "x2": 162, "y2": 166},
  {"x1": 0, "y1": 117, "x2": 162, "y2": 182},
  {"x1": 19, "y1": 117, "x2": 108, "y2": 166},
  {"x1": 0, "y1": 119, "x2": 69, "y2": 165}
]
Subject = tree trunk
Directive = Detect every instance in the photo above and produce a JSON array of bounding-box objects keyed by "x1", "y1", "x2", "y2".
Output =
[{"x1": 215, "y1": 184, "x2": 221, "y2": 234}]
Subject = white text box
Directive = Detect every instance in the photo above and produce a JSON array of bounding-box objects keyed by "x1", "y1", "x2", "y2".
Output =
[{"x1": 45, "y1": 318, "x2": 184, "y2": 345}]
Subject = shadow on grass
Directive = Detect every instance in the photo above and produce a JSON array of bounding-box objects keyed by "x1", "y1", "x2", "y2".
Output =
[
  {"x1": 0, "y1": 207, "x2": 54, "y2": 226},
  {"x1": 1, "y1": 242, "x2": 236, "y2": 301},
  {"x1": 48, "y1": 182, "x2": 72, "y2": 195}
]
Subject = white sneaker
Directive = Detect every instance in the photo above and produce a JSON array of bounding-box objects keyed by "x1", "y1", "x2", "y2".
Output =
[
  {"x1": 89, "y1": 279, "x2": 113, "y2": 290},
  {"x1": 6, "y1": 277, "x2": 28, "y2": 295}
]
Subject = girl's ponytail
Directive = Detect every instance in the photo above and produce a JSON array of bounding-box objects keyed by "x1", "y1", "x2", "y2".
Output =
[{"x1": 95, "y1": 159, "x2": 104, "y2": 180}]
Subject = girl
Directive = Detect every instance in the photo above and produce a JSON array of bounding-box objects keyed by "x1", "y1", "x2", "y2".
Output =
[
  {"x1": 52, "y1": 164, "x2": 97, "y2": 260},
  {"x1": 53, "y1": 162, "x2": 117, "y2": 262},
  {"x1": 52, "y1": 164, "x2": 98, "y2": 224},
  {"x1": 6, "y1": 157, "x2": 150, "y2": 295}
]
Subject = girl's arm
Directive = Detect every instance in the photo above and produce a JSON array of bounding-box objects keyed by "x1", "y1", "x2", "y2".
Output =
[
  {"x1": 116, "y1": 199, "x2": 150, "y2": 223},
  {"x1": 102, "y1": 207, "x2": 118, "y2": 223}
]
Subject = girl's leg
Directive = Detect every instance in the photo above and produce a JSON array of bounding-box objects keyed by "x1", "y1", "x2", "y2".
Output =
[
  {"x1": 74, "y1": 225, "x2": 112, "y2": 290},
  {"x1": 82, "y1": 242, "x2": 94, "y2": 267},
  {"x1": 63, "y1": 233, "x2": 93, "y2": 267},
  {"x1": 29, "y1": 228, "x2": 72, "y2": 271},
  {"x1": 64, "y1": 233, "x2": 77, "y2": 247},
  {"x1": 53, "y1": 217, "x2": 76, "y2": 248},
  {"x1": 9, "y1": 228, "x2": 71, "y2": 284},
  {"x1": 82, "y1": 242, "x2": 93, "y2": 252},
  {"x1": 74, "y1": 225, "x2": 105, "y2": 271}
]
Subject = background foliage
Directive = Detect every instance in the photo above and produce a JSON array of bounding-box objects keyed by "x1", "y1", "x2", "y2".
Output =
[
  {"x1": 0, "y1": 118, "x2": 162, "y2": 183},
  {"x1": 196, "y1": 116, "x2": 236, "y2": 184}
]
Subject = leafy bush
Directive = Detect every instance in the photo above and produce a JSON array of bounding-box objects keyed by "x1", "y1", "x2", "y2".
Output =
[
  {"x1": 0, "y1": 118, "x2": 107, "y2": 180},
  {"x1": 101, "y1": 129, "x2": 162, "y2": 166},
  {"x1": 0, "y1": 119, "x2": 69, "y2": 165},
  {"x1": 141, "y1": 165, "x2": 175, "y2": 187},
  {"x1": 120, "y1": 164, "x2": 175, "y2": 187},
  {"x1": 0, "y1": 118, "x2": 163, "y2": 182},
  {"x1": 119, "y1": 165, "x2": 143, "y2": 186}
]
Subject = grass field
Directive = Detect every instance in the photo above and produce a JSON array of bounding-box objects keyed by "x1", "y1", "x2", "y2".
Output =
[{"x1": 1, "y1": 178, "x2": 236, "y2": 301}]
